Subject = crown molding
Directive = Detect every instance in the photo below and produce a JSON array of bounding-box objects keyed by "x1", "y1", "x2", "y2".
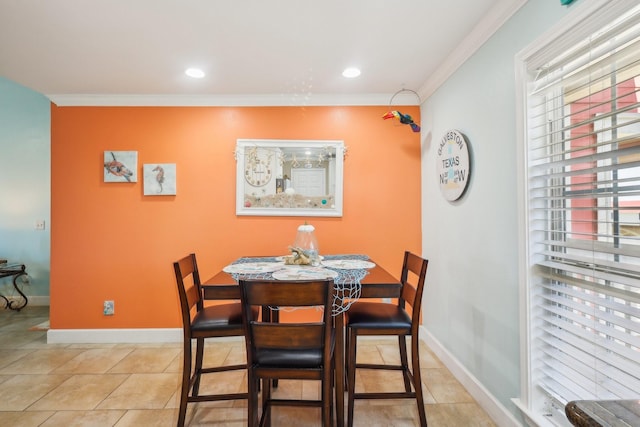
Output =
[
  {"x1": 47, "y1": 92, "x2": 422, "y2": 107},
  {"x1": 418, "y1": 0, "x2": 528, "y2": 101}
]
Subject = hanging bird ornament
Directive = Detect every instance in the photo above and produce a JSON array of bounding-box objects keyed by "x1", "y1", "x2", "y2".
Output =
[{"x1": 382, "y1": 110, "x2": 421, "y2": 132}]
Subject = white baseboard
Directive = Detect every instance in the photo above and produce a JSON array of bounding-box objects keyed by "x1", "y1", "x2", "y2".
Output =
[
  {"x1": 47, "y1": 328, "x2": 183, "y2": 344},
  {"x1": 26, "y1": 296, "x2": 50, "y2": 306},
  {"x1": 45, "y1": 328, "x2": 246, "y2": 344},
  {"x1": 420, "y1": 326, "x2": 523, "y2": 427},
  {"x1": 3, "y1": 295, "x2": 50, "y2": 306}
]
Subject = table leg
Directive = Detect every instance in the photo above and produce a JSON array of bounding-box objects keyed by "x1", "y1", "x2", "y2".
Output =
[
  {"x1": 10, "y1": 272, "x2": 28, "y2": 311},
  {"x1": 335, "y1": 312, "x2": 345, "y2": 427},
  {"x1": 0, "y1": 267, "x2": 28, "y2": 311}
]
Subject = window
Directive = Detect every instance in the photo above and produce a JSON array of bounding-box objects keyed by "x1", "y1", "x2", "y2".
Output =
[{"x1": 520, "y1": 1, "x2": 640, "y2": 424}]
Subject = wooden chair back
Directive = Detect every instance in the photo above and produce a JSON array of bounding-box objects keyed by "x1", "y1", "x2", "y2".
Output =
[
  {"x1": 173, "y1": 253, "x2": 203, "y2": 331},
  {"x1": 239, "y1": 279, "x2": 333, "y2": 360},
  {"x1": 399, "y1": 251, "x2": 429, "y2": 330}
]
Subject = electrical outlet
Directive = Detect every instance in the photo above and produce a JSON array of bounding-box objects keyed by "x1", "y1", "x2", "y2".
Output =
[
  {"x1": 103, "y1": 300, "x2": 114, "y2": 315},
  {"x1": 35, "y1": 220, "x2": 46, "y2": 230}
]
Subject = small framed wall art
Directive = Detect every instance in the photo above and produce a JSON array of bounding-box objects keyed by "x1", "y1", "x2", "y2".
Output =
[
  {"x1": 104, "y1": 151, "x2": 138, "y2": 183},
  {"x1": 143, "y1": 163, "x2": 177, "y2": 196},
  {"x1": 436, "y1": 130, "x2": 471, "y2": 201}
]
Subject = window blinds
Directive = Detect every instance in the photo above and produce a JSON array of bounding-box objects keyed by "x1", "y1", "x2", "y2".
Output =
[{"x1": 526, "y1": 2, "x2": 640, "y2": 415}]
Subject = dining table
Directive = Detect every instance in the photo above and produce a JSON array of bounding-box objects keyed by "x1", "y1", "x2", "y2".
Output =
[{"x1": 202, "y1": 254, "x2": 402, "y2": 427}]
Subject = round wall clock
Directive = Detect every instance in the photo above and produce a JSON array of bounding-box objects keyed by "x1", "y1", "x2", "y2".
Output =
[
  {"x1": 245, "y1": 158, "x2": 272, "y2": 187},
  {"x1": 436, "y1": 129, "x2": 471, "y2": 201}
]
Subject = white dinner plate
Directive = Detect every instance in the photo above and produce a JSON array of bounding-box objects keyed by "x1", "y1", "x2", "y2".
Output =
[
  {"x1": 271, "y1": 266, "x2": 339, "y2": 281},
  {"x1": 321, "y1": 259, "x2": 376, "y2": 270},
  {"x1": 222, "y1": 262, "x2": 283, "y2": 274}
]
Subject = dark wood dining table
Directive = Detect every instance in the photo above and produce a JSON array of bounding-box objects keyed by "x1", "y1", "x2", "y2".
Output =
[{"x1": 202, "y1": 257, "x2": 402, "y2": 427}]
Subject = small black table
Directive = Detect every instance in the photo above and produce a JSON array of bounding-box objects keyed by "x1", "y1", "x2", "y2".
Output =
[
  {"x1": 0, "y1": 263, "x2": 28, "y2": 311},
  {"x1": 566, "y1": 400, "x2": 640, "y2": 426}
]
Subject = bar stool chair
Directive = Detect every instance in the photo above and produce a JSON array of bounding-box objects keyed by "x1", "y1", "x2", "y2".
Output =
[
  {"x1": 239, "y1": 279, "x2": 335, "y2": 427},
  {"x1": 345, "y1": 251, "x2": 429, "y2": 427},
  {"x1": 173, "y1": 253, "x2": 257, "y2": 427}
]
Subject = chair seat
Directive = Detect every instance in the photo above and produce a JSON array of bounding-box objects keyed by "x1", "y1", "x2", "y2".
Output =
[
  {"x1": 346, "y1": 301, "x2": 411, "y2": 330},
  {"x1": 256, "y1": 348, "x2": 323, "y2": 368},
  {"x1": 255, "y1": 330, "x2": 335, "y2": 368},
  {"x1": 192, "y1": 303, "x2": 256, "y2": 332}
]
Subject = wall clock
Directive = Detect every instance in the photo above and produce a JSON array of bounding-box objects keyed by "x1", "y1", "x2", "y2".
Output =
[
  {"x1": 437, "y1": 129, "x2": 471, "y2": 201},
  {"x1": 245, "y1": 158, "x2": 272, "y2": 186}
]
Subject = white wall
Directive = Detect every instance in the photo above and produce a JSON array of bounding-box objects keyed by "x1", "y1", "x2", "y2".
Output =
[
  {"x1": 420, "y1": 0, "x2": 575, "y2": 423},
  {"x1": 0, "y1": 77, "x2": 51, "y2": 302}
]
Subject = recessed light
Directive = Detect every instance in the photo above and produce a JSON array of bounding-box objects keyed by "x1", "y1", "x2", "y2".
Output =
[
  {"x1": 185, "y1": 68, "x2": 205, "y2": 78},
  {"x1": 342, "y1": 67, "x2": 361, "y2": 78}
]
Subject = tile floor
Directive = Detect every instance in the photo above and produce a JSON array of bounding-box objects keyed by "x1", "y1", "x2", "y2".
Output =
[{"x1": 0, "y1": 306, "x2": 496, "y2": 426}]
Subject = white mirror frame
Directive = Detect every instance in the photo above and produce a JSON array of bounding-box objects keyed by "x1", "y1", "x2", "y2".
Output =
[{"x1": 236, "y1": 139, "x2": 344, "y2": 217}]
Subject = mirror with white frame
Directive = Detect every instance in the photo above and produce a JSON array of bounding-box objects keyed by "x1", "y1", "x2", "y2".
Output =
[{"x1": 236, "y1": 139, "x2": 344, "y2": 217}]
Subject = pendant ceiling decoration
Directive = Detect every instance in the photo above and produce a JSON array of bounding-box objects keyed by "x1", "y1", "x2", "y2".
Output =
[{"x1": 382, "y1": 89, "x2": 421, "y2": 133}]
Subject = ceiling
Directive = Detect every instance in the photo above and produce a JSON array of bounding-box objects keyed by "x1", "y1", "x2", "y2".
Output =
[{"x1": 0, "y1": 0, "x2": 524, "y2": 106}]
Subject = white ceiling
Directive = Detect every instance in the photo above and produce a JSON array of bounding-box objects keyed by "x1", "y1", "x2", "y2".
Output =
[{"x1": 0, "y1": 0, "x2": 525, "y2": 106}]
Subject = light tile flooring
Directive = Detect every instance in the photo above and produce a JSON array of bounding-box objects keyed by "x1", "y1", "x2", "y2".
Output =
[{"x1": 0, "y1": 306, "x2": 496, "y2": 426}]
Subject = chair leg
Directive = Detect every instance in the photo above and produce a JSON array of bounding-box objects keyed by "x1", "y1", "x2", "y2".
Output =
[
  {"x1": 266, "y1": 308, "x2": 279, "y2": 389},
  {"x1": 398, "y1": 335, "x2": 412, "y2": 392},
  {"x1": 248, "y1": 372, "x2": 259, "y2": 427},
  {"x1": 192, "y1": 337, "x2": 205, "y2": 396},
  {"x1": 177, "y1": 338, "x2": 192, "y2": 427},
  {"x1": 346, "y1": 328, "x2": 357, "y2": 427},
  {"x1": 411, "y1": 335, "x2": 428, "y2": 427},
  {"x1": 331, "y1": 353, "x2": 336, "y2": 423},
  {"x1": 344, "y1": 318, "x2": 349, "y2": 385},
  {"x1": 322, "y1": 365, "x2": 332, "y2": 427},
  {"x1": 262, "y1": 377, "x2": 272, "y2": 427}
]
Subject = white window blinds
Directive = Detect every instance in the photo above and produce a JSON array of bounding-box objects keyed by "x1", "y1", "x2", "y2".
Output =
[{"x1": 525, "y1": 1, "x2": 640, "y2": 419}]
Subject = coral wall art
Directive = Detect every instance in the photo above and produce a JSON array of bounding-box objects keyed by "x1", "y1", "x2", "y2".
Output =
[
  {"x1": 104, "y1": 151, "x2": 138, "y2": 183},
  {"x1": 143, "y1": 163, "x2": 176, "y2": 196}
]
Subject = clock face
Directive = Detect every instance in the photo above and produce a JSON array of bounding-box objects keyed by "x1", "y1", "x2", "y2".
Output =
[{"x1": 245, "y1": 158, "x2": 272, "y2": 186}]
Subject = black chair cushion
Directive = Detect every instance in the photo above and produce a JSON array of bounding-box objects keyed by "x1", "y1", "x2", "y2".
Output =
[
  {"x1": 192, "y1": 303, "x2": 256, "y2": 332},
  {"x1": 346, "y1": 301, "x2": 411, "y2": 330},
  {"x1": 253, "y1": 331, "x2": 335, "y2": 369},
  {"x1": 255, "y1": 348, "x2": 323, "y2": 368}
]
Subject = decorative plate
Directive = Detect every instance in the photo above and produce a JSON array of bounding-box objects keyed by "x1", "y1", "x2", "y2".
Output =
[
  {"x1": 437, "y1": 129, "x2": 471, "y2": 201},
  {"x1": 321, "y1": 259, "x2": 376, "y2": 270},
  {"x1": 222, "y1": 262, "x2": 283, "y2": 274},
  {"x1": 271, "y1": 266, "x2": 339, "y2": 281}
]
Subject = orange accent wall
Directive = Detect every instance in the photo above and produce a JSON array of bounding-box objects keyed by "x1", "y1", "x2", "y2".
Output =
[{"x1": 50, "y1": 105, "x2": 421, "y2": 329}]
